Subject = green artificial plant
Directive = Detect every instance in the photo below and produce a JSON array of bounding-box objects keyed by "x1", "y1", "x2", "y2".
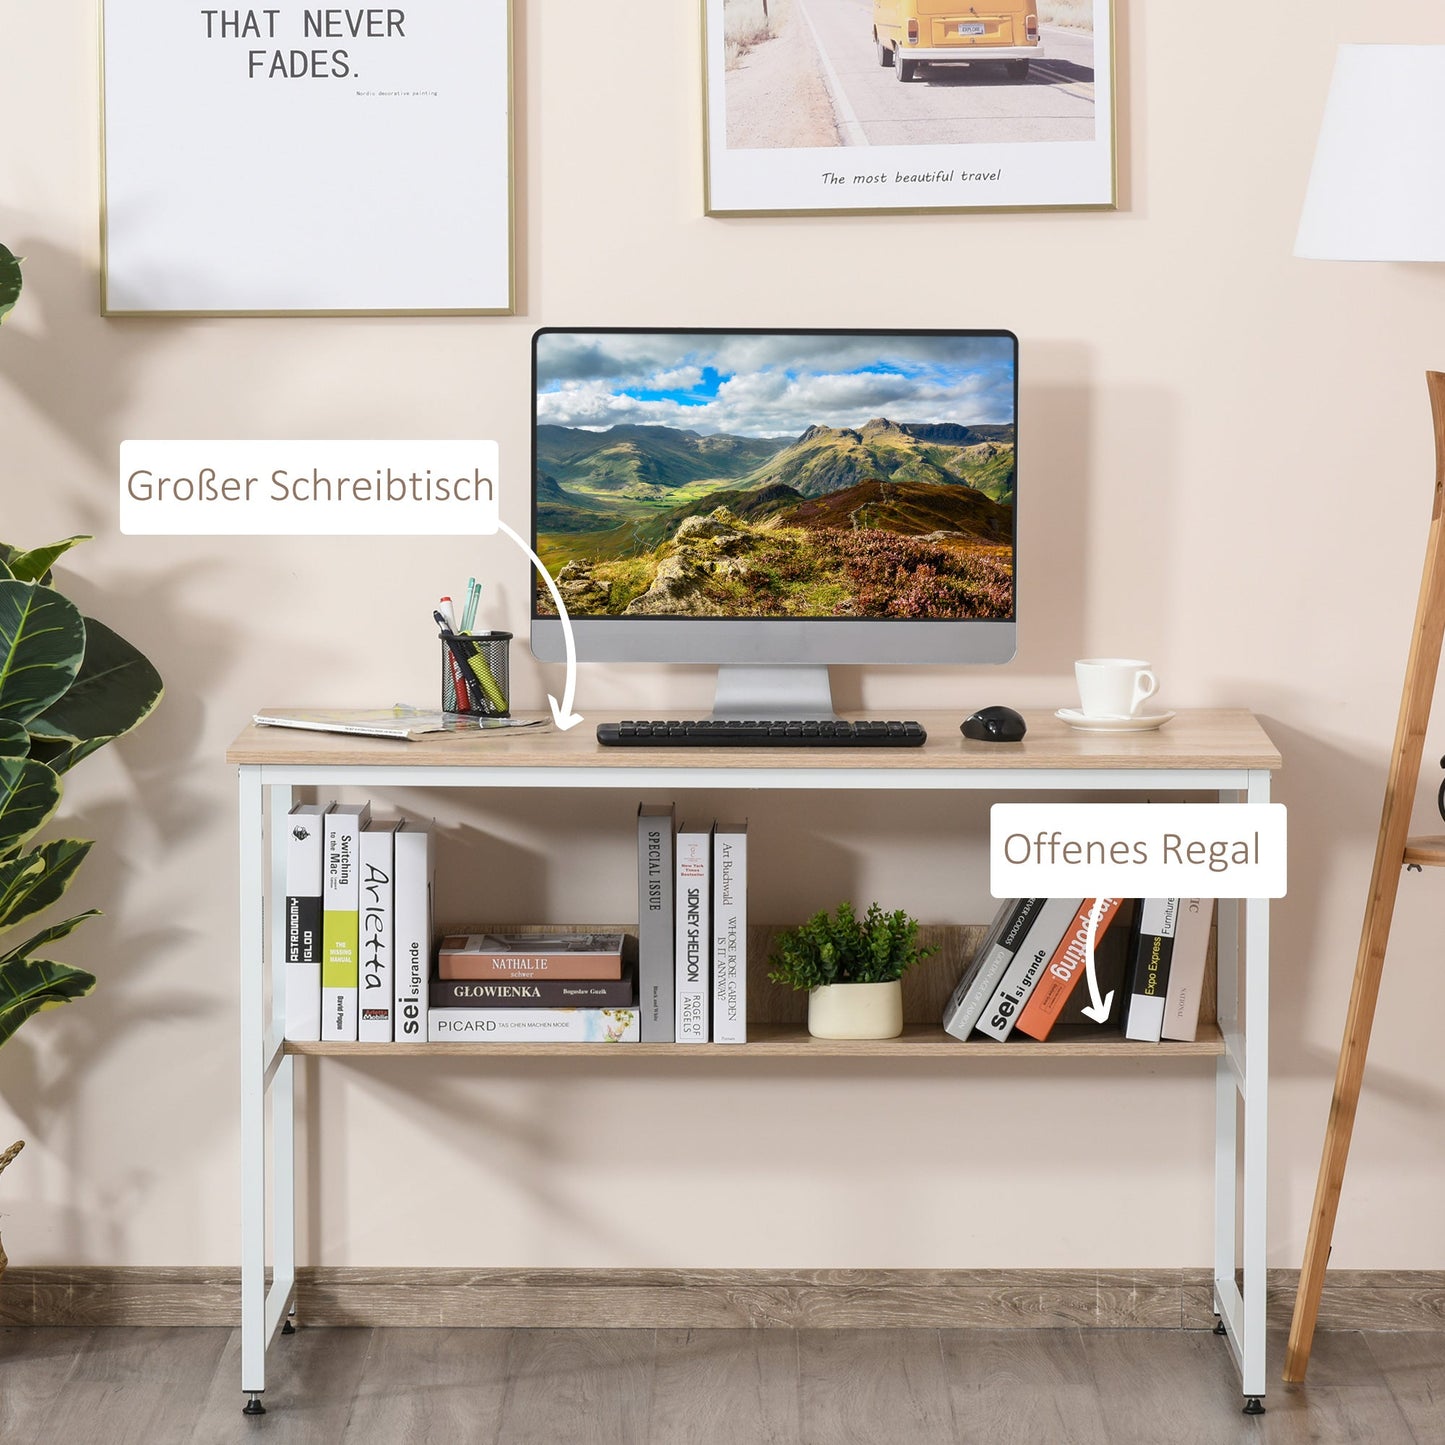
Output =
[
  {"x1": 768, "y1": 901, "x2": 937, "y2": 992},
  {"x1": 0, "y1": 536, "x2": 163, "y2": 1045},
  {"x1": 0, "y1": 244, "x2": 21, "y2": 326}
]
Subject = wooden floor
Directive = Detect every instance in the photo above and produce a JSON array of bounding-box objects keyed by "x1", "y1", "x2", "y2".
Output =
[{"x1": 1, "y1": 1325, "x2": 1438, "y2": 1444}]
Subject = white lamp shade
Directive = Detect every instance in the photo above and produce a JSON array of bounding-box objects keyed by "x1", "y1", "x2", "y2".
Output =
[{"x1": 1295, "y1": 45, "x2": 1445, "y2": 262}]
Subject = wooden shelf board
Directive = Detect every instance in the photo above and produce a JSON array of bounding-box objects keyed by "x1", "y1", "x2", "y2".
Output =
[
  {"x1": 1404, "y1": 836, "x2": 1445, "y2": 867},
  {"x1": 286, "y1": 1022, "x2": 1224, "y2": 1059}
]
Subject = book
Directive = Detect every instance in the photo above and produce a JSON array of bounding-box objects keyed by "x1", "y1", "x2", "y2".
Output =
[
  {"x1": 636, "y1": 803, "x2": 676, "y2": 1042},
  {"x1": 675, "y1": 821, "x2": 713, "y2": 1043},
  {"x1": 1124, "y1": 898, "x2": 1180, "y2": 1042},
  {"x1": 430, "y1": 965, "x2": 636, "y2": 1010},
  {"x1": 1161, "y1": 898, "x2": 1215, "y2": 1042},
  {"x1": 1057, "y1": 900, "x2": 1136, "y2": 1028},
  {"x1": 941, "y1": 898, "x2": 1043, "y2": 1041},
  {"x1": 437, "y1": 931, "x2": 626, "y2": 981},
  {"x1": 428, "y1": 1007, "x2": 641, "y2": 1042},
  {"x1": 320, "y1": 801, "x2": 371, "y2": 1041},
  {"x1": 712, "y1": 821, "x2": 748, "y2": 1045},
  {"x1": 391, "y1": 822, "x2": 433, "y2": 1044},
  {"x1": 1012, "y1": 897, "x2": 1127, "y2": 1042},
  {"x1": 254, "y1": 706, "x2": 547, "y2": 739},
  {"x1": 282, "y1": 801, "x2": 331, "y2": 1042},
  {"x1": 975, "y1": 897, "x2": 1083, "y2": 1041},
  {"x1": 357, "y1": 820, "x2": 399, "y2": 1043}
]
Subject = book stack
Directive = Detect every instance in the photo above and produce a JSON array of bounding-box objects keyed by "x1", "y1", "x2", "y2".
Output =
[
  {"x1": 284, "y1": 802, "x2": 434, "y2": 1045},
  {"x1": 428, "y1": 931, "x2": 639, "y2": 1042},
  {"x1": 943, "y1": 897, "x2": 1215, "y2": 1044},
  {"x1": 636, "y1": 805, "x2": 748, "y2": 1044}
]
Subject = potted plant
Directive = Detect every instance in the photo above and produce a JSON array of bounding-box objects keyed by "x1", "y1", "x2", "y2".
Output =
[
  {"x1": 0, "y1": 249, "x2": 164, "y2": 1281},
  {"x1": 0, "y1": 533, "x2": 163, "y2": 1281},
  {"x1": 769, "y1": 901, "x2": 936, "y2": 1040}
]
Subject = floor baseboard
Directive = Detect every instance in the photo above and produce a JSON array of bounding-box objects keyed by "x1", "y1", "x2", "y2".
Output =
[{"x1": 3, "y1": 1266, "x2": 1442, "y2": 1331}]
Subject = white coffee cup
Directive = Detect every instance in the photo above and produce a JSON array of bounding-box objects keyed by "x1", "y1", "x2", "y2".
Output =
[{"x1": 1075, "y1": 658, "x2": 1159, "y2": 718}]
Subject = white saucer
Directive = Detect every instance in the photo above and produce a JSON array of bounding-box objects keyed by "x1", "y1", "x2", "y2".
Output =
[{"x1": 1055, "y1": 708, "x2": 1176, "y2": 733}]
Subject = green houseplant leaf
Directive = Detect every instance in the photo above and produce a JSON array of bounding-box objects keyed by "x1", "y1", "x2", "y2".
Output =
[
  {"x1": 0, "y1": 839, "x2": 92, "y2": 932},
  {"x1": 0, "y1": 957, "x2": 97, "y2": 1047},
  {"x1": 0, "y1": 537, "x2": 90, "y2": 586},
  {"x1": 0, "y1": 244, "x2": 21, "y2": 326},
  {"x1": 0, "y1": 719, "x2": 29, "y2": 757},
  {"x1": 0, "y1": 756, "x2": 61, "y2": 859},
  {"x1": 0, "y1": 909, "x2": 102, "y2": 968},
  {"x1": 0, "y1": 580, "x2": 85, "y2": 725},
  {"x1": 28, "y1": 617, "x2": 164, "y2": 746}
]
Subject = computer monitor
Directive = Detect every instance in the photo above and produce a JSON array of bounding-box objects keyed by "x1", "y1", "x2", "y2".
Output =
[{"x1": 531, "y1": 327, "x2": 1017, "y2": 717}]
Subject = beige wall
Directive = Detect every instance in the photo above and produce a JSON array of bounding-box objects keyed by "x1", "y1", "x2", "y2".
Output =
[{"x1": 5, "y1": 0, "x2": 1445, "y2": 1272}]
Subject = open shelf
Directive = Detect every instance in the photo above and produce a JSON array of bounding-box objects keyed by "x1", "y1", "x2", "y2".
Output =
[{"x1": 286, "y1": 1022, "x2": 1225, "y2": 1059}]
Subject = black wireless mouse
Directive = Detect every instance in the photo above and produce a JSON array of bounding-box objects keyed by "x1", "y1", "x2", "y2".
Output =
[{"x1": 962, "y1": 705, "x2": 1027, "y2": 743}]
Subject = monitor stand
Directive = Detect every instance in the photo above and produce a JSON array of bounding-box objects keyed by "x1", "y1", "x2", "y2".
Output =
[{"x1": 711, "y1": 665, "x2": 837, "y2": 721}]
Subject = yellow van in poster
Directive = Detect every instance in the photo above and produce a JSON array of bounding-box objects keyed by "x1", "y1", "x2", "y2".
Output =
[{"x1": 873, "y1": 3, "x2": 1043, "y2": 83}]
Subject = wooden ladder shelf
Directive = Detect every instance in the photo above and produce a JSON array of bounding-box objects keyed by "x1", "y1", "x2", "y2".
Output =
[{"x1": 1285, "y1": 370, "x2": 1445, "y2": 1381}]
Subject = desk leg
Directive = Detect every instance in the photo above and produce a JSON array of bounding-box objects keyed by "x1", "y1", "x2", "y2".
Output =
[
  {"x1": 271, "y1": 780, "x2": 296, "y2": 1338},
  {"x1": 1241, "y1": 771, "x2": 1270, "y2": 1407},
  {"x1": 239, "y1": 767, "x2": 268, "y2": 1413}
]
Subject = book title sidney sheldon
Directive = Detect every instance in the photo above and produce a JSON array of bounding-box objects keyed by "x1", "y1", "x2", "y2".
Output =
[{"x1": 119, "y1": 440, "x2": 499, "y2": 535}]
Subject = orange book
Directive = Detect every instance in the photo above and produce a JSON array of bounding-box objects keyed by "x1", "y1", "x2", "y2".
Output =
[{"x1": 1013, "y1": 898, "x2": 1125, "y2": 1041}]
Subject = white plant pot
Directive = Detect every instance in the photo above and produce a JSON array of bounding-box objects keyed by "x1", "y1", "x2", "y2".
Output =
[{"x1": 807, "y1": 980, "x2": 904, "y2": 1040}]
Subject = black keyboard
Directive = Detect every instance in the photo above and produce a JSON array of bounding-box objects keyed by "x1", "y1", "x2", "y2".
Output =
[{"x1": 596, "y1": 719, "x2": 927, "y2": 748}]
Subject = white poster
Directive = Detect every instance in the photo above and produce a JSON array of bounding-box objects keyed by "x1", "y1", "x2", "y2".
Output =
[
  {"x1": 704, "y1": 0, "x2": 1114, "y2": 215},
  {"x1": 102, "y1": 2, "x2": 512, "y2": 314}
]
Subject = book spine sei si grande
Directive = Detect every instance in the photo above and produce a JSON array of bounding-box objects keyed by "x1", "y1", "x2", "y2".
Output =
[
  {"x1": 1124, "y1": 897, "x2": 1180, "y2": 1042},
  {"x1": 941, "y1": 898, "x2": 1044, "y2": 1041},
  {"x1": 357, "y1": 820, "x2": 398, "y2": 1043},
  {"x1": 1013, "y1": 897, "x2": 1126, "y2": 1042},
  {"x1": 675, "y1": 822, "x2": 713, "y2": 1043},
  {"x1": 975, "y1": 897, "x2": 1084, "y2": 1041},
  {"x1": 711, "y1": 822, "x2": 748, "y2": 1045},
  {"x1": 636, "y1": 803, "x2": 676, "y2": 1042},
  {"x1": 283, "y1": 801, "x2": 330, "y2": 1042},
  {"x1": 391, "y1": 822, "x2": 433, "y2": 1044},
  {"x1": 320, "y1": 802, "x2": 371, "y2": 1042},
  {"x1": 1161, "y1": 898, "x2": 1215, "y2": 1042}
]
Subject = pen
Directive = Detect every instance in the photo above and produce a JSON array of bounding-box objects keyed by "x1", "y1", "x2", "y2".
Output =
[
  {"x1": 434, "y1": 610, "x2": 486, "y2": 712},
  {"x1": 461, "y1": 578, "x2": 480, "y2": 634},
  {"x1": 439, "y1": 595, "x2": 458, "y2": 632}
]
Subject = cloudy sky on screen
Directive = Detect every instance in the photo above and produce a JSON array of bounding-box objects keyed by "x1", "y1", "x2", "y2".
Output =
[{"x1": 535, "y1": 331, "x2": 1016, "y2": 438}]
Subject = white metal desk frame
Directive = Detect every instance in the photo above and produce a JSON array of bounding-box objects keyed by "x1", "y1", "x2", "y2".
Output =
[{"x1": 237, "y1": 760, "x2": 1271, "y2": 1415}]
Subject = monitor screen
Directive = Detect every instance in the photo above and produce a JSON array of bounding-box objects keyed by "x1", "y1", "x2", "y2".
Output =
[{"x1": 532, "y1": 328, "x2": 1016, "y2": 630}]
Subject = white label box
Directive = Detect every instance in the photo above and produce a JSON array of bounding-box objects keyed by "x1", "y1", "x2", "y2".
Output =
[
  {"x1": 120, "y1": 440, "x2": 500, "y2": 536},
  {"x1": 990, "y1": 803, "x2": 1287, "y2": 899}
]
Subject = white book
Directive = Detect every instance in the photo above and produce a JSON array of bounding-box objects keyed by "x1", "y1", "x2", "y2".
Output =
[
  {"x1": 711, "y1": 822, "x2": 748, "y2": 1045},
  {"x1": 675, "y1": 821, "x2": 713, "y2": 1043},
  {"x1": 320, "y1": 801, "x2": 371, "y2": 1042},
  {"x1": 429, "y1": 1008, "x2": 641, "y2": 1043},
  {"x1": 942, "y1": 899, "x2": 1038, "y2": 1041},
  {"x1": 283, "y1": 802, "x2": 331, "y2": 1042},
  {"x1": 1125, "y1": 897, "x2": 1180, "y2": 1043},
  {"x1": 358, "y1": 821, "x2": 399, "y2": 1043},
  {"x1": 975, "y1": 897, "x2": 1083, "y2": 1041},
  {"x1": 392, "y1": 822, "x2": 434, "y2": 1044},
  {"x1": 1161, "y1": 898, "x2": 1215, "y2": 1042}
]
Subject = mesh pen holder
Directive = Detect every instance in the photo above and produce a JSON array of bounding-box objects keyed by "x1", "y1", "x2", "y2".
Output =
[{"x1": 441, "y1": 631, "x2": 512, "y2": 717}]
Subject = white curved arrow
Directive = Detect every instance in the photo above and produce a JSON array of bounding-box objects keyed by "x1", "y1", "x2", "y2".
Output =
[
  {"x1": 498, "y1": 520, "x2": 583, "y2": 731},
  {"x1": 1079, "y1": 896, "x2": 1115, "y2": 1023}
]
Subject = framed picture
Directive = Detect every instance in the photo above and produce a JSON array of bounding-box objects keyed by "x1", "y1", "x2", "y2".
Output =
[
  {"x1": 703, "y1": 0, "x2": 1115, "y2": 216},
  {"x1": 101, "y1": 1, "x2": 513, "y2": 315}
]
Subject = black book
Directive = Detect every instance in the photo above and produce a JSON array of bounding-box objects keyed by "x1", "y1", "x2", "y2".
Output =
[{"x1": 430, "y1": 966, "x2": 636, "y2": 1010}]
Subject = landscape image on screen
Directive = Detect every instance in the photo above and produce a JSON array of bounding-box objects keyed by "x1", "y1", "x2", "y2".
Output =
[{"x1": 534, "y1": 332, "x2": 1015, "y2": 621}]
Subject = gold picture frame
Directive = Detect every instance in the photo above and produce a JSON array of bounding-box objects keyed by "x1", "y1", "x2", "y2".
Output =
[
  {"x1": 98, "y1": 0, "x2": 514, "y2": 316},
  {"x1": 702, "y1": 0, "x2": 1117, "y2": 217}
]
